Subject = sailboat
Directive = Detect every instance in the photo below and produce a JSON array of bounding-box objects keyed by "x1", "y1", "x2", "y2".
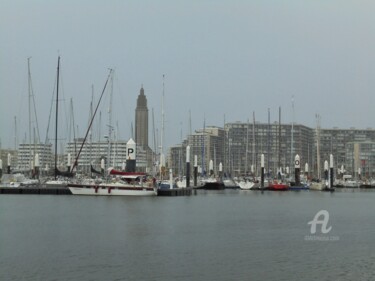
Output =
[
  {"x1": 68, "y1": 171, "x2": 157, "y2": 196},
  {"x1": 195, "y1": 119, "x2": 225, "y2": 190},
  {"x1": 310, "y1": 115, "x2": 327, "y2": 191},
  {"x1": 237, "y1": 116, "x2": 259, "y2": 190},
  {"x1": 45, "y1": 56, "x2": 73, "y2": 186},
  {"x1": 67, "y1": 70, "x2": 157, "y2": 196},
  {"x1": 267, "y1": 107, "x2": 289, "y2": 191},
  {"x1": 13, "y1": 58, "x2": 42, "y2": 186}
]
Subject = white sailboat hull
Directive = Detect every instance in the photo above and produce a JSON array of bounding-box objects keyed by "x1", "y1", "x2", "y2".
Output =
[
  {"x1": 310, "y1": 182, "x2": 326, "y2": 191},
  {"x1": 238, "y1": 181, "x2": 259, "y2": 190},
  {"x1": 343, "y1": 180, "x2": 359, "y2": 188},
  {"x1": 68, "y1": 184, "x2": 157, "y2": 196}
]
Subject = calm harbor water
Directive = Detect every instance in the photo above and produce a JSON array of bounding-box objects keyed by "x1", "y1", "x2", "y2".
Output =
[{"x1": 1, "y1": 190, "x2": 375, "y2": 281}]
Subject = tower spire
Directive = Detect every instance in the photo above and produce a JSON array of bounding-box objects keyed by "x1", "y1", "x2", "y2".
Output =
[{"x1": 135, "y1": 85, "x2": 149, "y2": 148}]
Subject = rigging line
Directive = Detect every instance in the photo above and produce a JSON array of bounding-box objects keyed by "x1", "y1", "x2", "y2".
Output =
[
  {"x1": 45, "y1": 74, "x2": 57, "y2": 144},
  {"x1": 68, "y1": 98, "x2": 73, "y2": 144},
  {"x1": 16, "y1": 63, "x2": 27, "y2": 136},
  {"x1": 58, "y1": 65, "x2": 70, "y2": 142},
  {"x1": 27, "y1": 57, "x2": 41, "y2": 145},
  {"x1": 31, "y1": 92, "x2": 41, "y2": 144},
  {"x1": 88, "y1": 86, "x2": 94, "y2": 161},
  {"x1": 70, "y1": 98, "x2": 77, "y2": 155},
  {"x1": 30, "y1": 75, "x2": 41, "y2": 144},
  {"x1": 71, "y1": 69, "x2": 113, "y2": 172}
]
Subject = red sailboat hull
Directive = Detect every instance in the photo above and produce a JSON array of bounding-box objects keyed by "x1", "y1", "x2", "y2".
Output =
[{"x1": 268, "y1": 181, "x2": 289, "y2": 191}]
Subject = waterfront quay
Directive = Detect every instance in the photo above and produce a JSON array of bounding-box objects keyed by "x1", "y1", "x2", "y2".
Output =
[
  {"x1": 0, "y1": 185, "x2": 195, "y2": 196},
  {"x1": 0, "y1": 186, "x2": 72, "y2": 195}
]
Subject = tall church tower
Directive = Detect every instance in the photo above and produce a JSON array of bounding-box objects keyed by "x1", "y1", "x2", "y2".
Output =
[{"x1": 135, "y1": 86, "x2": 148, "y2": 148}]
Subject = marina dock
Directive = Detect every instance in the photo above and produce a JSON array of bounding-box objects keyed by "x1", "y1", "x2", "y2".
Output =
[
  {"x1": 0, "y1": 186, "x2": 72, "y2": 195},
  {"x1": 0, "y1": 185, "x2": 196, "y2": 196},
  {"x1": 157, "y1": 187, "x2": 195, "y2": 196}
]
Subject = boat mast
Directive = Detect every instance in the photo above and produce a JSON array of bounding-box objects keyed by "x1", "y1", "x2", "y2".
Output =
[
  {"x1": 44, "y1": 72, "x2": 57, "y2": 146},
  {"x1": 252, "y1": 111, "x2": 256, "y2": 176},
  {"x1": 28, "y1": 57, "x2": 32, "y2": 168},
  {"x1": 278, "y1": 106, "x2": 281, "y2": 171},
  {"x1": 160, "y1": 74, "x2": 165, "y2": 179},
  {"x1": 152, "y1": 108, "x2": 157, "y2": 176},
  {"x1": 89, "y1": 86, "x2": 94, "y2": 172},
  {"x1": 107, "y1": 70, "x2": 114, "y2": 171},
  {"x1": 316, "y1": 114, "x2": 321, "y2": 179},
  {"x1": 97, "y1": 110, "x2": 102, "y2": 168},
  {"x1": 71, "y1": 99, "x2": 77, "y2": 158},
  {"x1": 54, "y1": 56, "x2": 60, "y2": 180},
  {"x1": 202, "y1": 115, "x2": 206, "y2": 176},
  {"x1": 178, "y1": 122, "x2": 183, "y2": 176},
  {"x1": 291, "y1": 96, "x2": 294, "y2": 169},
  {"x1": 113, "y1": 121, "x2": 118, "y2": 168},
  {"x1": 223, "y1": 114, "x2": 226, "y2": 176},
  {"x1": 245, "y1": 118, "x2": 249, "y2": 176},
  {"x1": 14, "y1": 116, "x2": 17, "y2": 152},
  {"x1": 267, "y1": 108, "x2": 270, "y2": 177},
  {"x1": 27, "y1": 58, "x2": 41, "y2": 171}
]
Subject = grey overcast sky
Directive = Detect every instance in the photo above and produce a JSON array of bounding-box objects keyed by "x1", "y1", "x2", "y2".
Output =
[{"x1": 1, "y1": 0, "x2": 375, "y2": 150}]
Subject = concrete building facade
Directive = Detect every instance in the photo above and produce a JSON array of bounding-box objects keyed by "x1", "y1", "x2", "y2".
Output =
[
  {"x1": 17, "y1": 143, "x2": 53, "y2": 172},
  {"x1": 169, "y1": 126, "x2": 225, "y2": 176},
  {"x1": 169, "y1": 122, "x2": 375, "y2": 179}
]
